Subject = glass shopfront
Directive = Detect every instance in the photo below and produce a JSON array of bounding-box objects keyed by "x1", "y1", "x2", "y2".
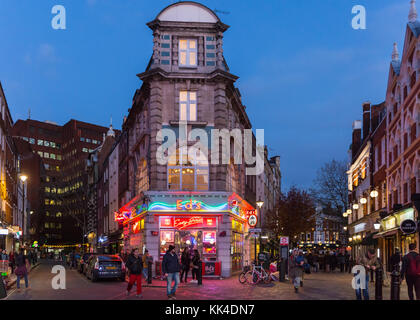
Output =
[
  {"x1": 159, "y1": 216, "x2": 217, "y2": 260},
  {"x1": 231, "y1": 219, "x2": 244, "y2": 272},
  {"x1": 123, "y1": 217, "x2": 145, "y2": 251}
]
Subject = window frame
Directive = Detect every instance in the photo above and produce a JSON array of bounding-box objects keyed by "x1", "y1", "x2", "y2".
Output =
[
  {"x1": 179, "y1": 91, "x2": 197, "y2": 121},
  {"x1": 179, "y1": 39, "x2": 197, "y2": 67}
]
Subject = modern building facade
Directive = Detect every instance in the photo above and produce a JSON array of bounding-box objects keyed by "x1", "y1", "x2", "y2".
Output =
[{"x1": 12, "y1": 118, "x2": 110, "y2": 246}]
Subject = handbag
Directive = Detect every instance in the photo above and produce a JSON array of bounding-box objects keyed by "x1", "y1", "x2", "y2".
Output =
[{"x1": 15, "y1": 265, "x2": 27, "y2": 276}]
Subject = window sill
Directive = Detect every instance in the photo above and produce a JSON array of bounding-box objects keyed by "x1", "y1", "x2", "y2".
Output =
[{"x1": 169, "y1": 120, "x2": 207, "y2": 127}]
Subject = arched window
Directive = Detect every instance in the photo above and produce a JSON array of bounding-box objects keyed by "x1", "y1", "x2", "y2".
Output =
[{"x1": 167, "y1": 146, "x2": 208, "y2": 191}]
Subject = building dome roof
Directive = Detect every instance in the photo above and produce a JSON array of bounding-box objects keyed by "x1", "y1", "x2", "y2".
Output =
[{"x1": 156, "y1": 1, "x2": 220, "y2": 23}]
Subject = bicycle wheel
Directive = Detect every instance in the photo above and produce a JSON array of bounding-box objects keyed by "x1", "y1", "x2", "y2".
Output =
[
  {"x1": 238, "y1": 272, "x2": 247, "y2": 284},
  {"x1": 245, "y1": 271, "x2": 258, "y2": 284}
]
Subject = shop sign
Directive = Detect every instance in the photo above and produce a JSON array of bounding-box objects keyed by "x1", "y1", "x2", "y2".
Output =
[
  {"x1": 385, "y1": 217, "x2": 396, "y2": 230},
  {"x1": 280, "y1": 236, "x2": 289, "y2": 246},
  {"x1": 400, "y1": 219, "x2": 417, "y2": 234},
  {"x1": 354, "y1": 223, "x2": 366, "y2": 233},
  {"x1": 0, "y1": 229, "x2": 8, "y2": 235},
  {"x1": 131, "y1": 219, "x2": 144, "y2": 234},
  {"x1": 160, "y1": 216, "x2": 216, "y2": 229},
  {"x1": 248, "y1": 214, "x2": 258, "y2": 227},
  {"x1": 149, "y1": 199, "x2": 228, "y2": 212}
]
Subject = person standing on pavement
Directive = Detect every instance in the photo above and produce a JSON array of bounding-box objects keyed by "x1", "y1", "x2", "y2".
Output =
[
  {"x1": 337, "y1": 251, "x2": 345, "y2": 273},
  {"x1": 126, "y1": 248, "x2": 143, "y2": 298},
  {"x1": 180, "y1": 247, "x2": 191, "y2": 283},
  {"x1": 142, "y1": 249, "x2": 150, "y2": 282},
  {"x1": 344, "y1": 251, "x2": 350, "y2": 273},
  {"x1": 390, "y1": 248, "x2": 402, "y2": 272},
  {"x1": 289, "y1": 249, "x2": 304, "y2": 293},
  {"x1": 191, "y1": 249, "x2": 201, "y2": 283},
  {"x1": 162, "y1": 245, "x2": 181, "y2": 300},
  {"x1": 401, "y1": 243, "x2": 420, "y2": 300},
  {"x1": 355, "y1": 248, "x2": 381, "y2": 300},
  {"x1": 9, "y1": 250, "x2": 15, "y2": 275},
  {"x1": 15, "y1": 249, "x2": 30, "y2": 291}
]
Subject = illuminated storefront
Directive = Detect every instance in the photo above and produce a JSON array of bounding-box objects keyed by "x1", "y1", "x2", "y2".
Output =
[{"x1": 116, "y1": 192, "x2": 254, "y2": 278}]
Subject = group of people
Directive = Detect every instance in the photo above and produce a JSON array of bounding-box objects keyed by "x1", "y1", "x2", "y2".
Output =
[
  {"x1": 0, "y1": 248, "x2": 35, "y2": 291},
  {"x1": 121, "y1": 245, "x2": 202, "y2": 300},
  {"x1": 355, "y1": 243, "x2": 420, "y2": 300}
]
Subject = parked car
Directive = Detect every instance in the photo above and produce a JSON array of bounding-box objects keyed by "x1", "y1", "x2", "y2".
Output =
[
  {"x1": 85, "y1": 255, "x2": 126, "y2": 282},
  {"x1": 78, "y1": 253, "x2": 94, "y2": 274}
]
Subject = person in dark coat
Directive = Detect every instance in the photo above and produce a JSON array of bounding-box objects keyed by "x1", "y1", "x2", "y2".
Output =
[
  {"x1": 191, "y1": 249, "x2": 201, "y2": 283},
  {"x1": 125, "y1": 248, "x2": 143, "y2": 298},
  {"x1": 401, "y1": 243, "x2": 420, "y2": 300},
  {"x1": 337, "y1": 252, "x2": 345, "y2": 272},
  {"x1": 180, "y1": 247, "x2": 191, "y2": 283},
  {"x1": 390, "y1": 248, "x2": 402, "y2": 272},
  {"x1": 162, "y1": 245, "x2": 181, "y2": 300}
]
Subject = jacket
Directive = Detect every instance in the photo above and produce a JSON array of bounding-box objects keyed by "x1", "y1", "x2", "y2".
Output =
[
  {"x1": 289, "y1": 255, "x2": 304, "y2": 278},
  {"x1": 126, "y1": 254, "x2": 143, "y2": 274},
  {"x1": 356, "y1": 253, "x2": 381, "y2": 273},
  {"x1": 401, "y1": 251, "x2": 420, "y2": 279},
  {"x1": 162, "y1": 251, "x2": 181, "y2": 274},
  {"x1": 181, "y1": 252, "x2": 191, "y2": 267}
]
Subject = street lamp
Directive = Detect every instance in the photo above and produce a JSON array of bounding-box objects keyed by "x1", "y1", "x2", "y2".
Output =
[
  {"x1": 255, "y1": 198, "x2": 264, "y2": 262},
  {"x1": 353, "y1": 203, "x2": 359, "y2": 210},
  {"x1": 346, "y1": 209, "x2": 352, "y2": 214},
  {"x1": 370, "y1": 190, "x2": 379, "y2": 198},
  {"x1": 19, "y1": 174, "x2": 28, "y2": 245},
  {"x1": 360, "y1": 197, "x2": 367, "y2": 204}
]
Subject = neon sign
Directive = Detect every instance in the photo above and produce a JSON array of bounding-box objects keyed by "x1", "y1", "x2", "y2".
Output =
[
  {"x1": 149, "y1": 200, "x2": 228, "y2": 212},
  {"x1": 175, "y1": 216, "x2": 203, "y2": 230}
]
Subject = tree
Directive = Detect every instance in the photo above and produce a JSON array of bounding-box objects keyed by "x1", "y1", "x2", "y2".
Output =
[
  {"x1": 311, "y1": 159, "x2": 348, "y2": 213},
  {"x1": 265, "y1": 187, "x2": 316, "y2": 242}
]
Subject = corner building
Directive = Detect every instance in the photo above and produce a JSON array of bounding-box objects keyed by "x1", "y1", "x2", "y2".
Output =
[{"x1": 116, "y1": 2, "x2": 257, "y2": 278}]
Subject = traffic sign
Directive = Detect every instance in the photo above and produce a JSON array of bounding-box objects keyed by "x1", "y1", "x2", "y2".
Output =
[
  {"x1": 249, "y1": 228, "x2": 262, "y2": 233},
  {"x1": 248, "y1": 214, "x2": 258, "y2": 227},
  {"x1": 280, "y1": 236, "x2": 289, "y2": 246}
]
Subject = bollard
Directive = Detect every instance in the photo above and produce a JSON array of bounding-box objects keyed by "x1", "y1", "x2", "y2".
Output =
[
  {"x1": 370, "y1": 269, "x2": 375, "y2": 283},
  {"x1": 279, "y1": 258, "x2": 286, "y2": 282},
  {"x1": 375, "y1": 268, "x2": 383, "y2": 300},
  {"x1": 147, "y1": 261, "x2": 152, "y2": 284},
  {"x1": 390, "y1": 270, "x2": 400, "y2": 300},
  {"x1": 197, "y1": 261, "x2": 203, "y2": 286}
]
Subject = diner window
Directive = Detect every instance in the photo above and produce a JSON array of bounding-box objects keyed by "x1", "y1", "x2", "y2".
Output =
[
  {"x1": 167, "y1": 147, "x2": 208, "y2": 191},
  {"x1": 160, "y1": 230, "x2": 174, "y2": 255},
  {"x1": 179, "y1": 91, "x2": 197, "y2": 121},
  {"x1": 179, "y1": 39, "x2": 197, "y2": 67}
]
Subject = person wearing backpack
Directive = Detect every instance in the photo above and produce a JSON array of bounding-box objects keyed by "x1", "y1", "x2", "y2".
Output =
[{"x1": 401, "y1": 243, "x2": 420, "y2": 300}]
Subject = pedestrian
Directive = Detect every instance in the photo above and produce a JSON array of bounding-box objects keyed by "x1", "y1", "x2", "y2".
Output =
[
  {"x1": 289, "y1": 249, "x2": 304, "y2": 293},
  {"x1": 312, "y1": 252, "x2": 319, "y2": 273},
  {"x1": 355, "y1": 248, "x2": 381, "y2": 300},
  {"x1": 180, "y1": 247, "x2": 190, "y2": 283},
  {"x1": 330, "y1": 251, "x2": 337, "y2": 272},
  {"x1": 125, "y1": 248, "x2": 143, "y2": 298},
  {"x1": 190, "y1": 249, "x2": 201, "y2": 283},
  {"x1": 142, "y1": 249, "x2": 150, "y2": 282},
  {"x1": 9, "y1": 250, "x2": 15, "y2": 274},
  {"x1": 307, "y1": 251, "x2": 314, "y2": 272},
  {"x1": 1, "y1": 249, "x2": 8, "y2": 260},
  {"x1": 345, "y1": 251, "x2": 350, "y2": 273},
  {"x1": 337, "y1": 251, "x2": 345, "y2": 273},
  {"x1": 401, "y1": 243, "x2": 420, "y2": 300},
  {"x1": 162, "y1": 245, "x2": 181, "y2": 300},
  {"x1": 325, "y1": 251, "x2": 331, "y2": 272},
  {"x1": 15, "y1": 249, "x2": 30, "y2": 291},
  {"x1": 390, "y1": 248, "x2": 402, "y2": 272}
]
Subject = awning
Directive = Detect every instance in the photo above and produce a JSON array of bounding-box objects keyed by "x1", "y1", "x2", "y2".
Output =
[{"x1": 373, "y1": 229, "x2": 399, "y2": 239}]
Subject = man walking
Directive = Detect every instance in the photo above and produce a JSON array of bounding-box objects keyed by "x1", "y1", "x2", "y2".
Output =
[
  {"x1": 162, "y1": 245, "x2": 181, "y2": 300},
  {"x1": 142, "y1": 249, "x2": 151, "y2": 282},
  {"x1": 289, "y1": 249, "x2": 304, "y2": 293},
  {"x1": 401, "y1": 243, "x2": 420, "y2": 300},
  {"x1": 390, "y1": 248, "x2": 402, "y2": 272},
  {"x1": 355, "y1": 248, "x2": 381, "y2": 300},
  {"x1": 126, "y1": 248, "x2": 143, "y2": 298}
]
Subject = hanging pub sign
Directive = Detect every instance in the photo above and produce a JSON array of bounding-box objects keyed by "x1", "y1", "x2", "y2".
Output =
[
  {"x1": 248, "y1": 214, "x2": 258, "y2": 227},
  {"x1": 400, "y1": 219, "x2": 417, "y2": 234}
]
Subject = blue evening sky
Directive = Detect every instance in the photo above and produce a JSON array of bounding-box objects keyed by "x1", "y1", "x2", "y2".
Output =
[{"x1": 0, "y1": 0, "x2": 412, "y2": 190}]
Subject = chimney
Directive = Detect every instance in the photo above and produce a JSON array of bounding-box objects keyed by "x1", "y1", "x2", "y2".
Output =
[
  {"x1": 352, "y1": 120, "x2": 362, "y2": 159},
  {"x1": 362, "y1": 102, "x2": 371, "y2": 140}
]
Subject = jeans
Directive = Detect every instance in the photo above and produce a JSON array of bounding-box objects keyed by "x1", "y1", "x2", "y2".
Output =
[
  {"x1": 142, "y1": 268, "x2": 148, "y2": 281},
  {"x1": 127, "y1": 274, "x2": 142, "y2": 295},
  {"x1": 406, "y1": 276, "x2": 420, "y2": 300},
  {"x1": 166, "y1": 272, "x2": 180, "y2": 296},
  {"x1": 16, "y1": 273, "x2": 28, "y2": 289},
  {"x1": 292, "y1": 276, "x2": 301, "y2": 288},
  {"x1": 355, "y1": 274, "x2": 369, "y2": 300}
]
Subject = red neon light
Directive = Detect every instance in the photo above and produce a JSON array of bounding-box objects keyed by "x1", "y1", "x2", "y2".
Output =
[
  {"x1": 114, "y1": 211, "x2": 124, "y2": 222},
  {"x1": 132, "y1": 221, "x2": 141, "y2": 234},
  {"x1": 174, "y1": 216, "x2": 203, "y2": 230},
  {"x1": 160, "y1": 217, "x2": 174, "y2": 228}
]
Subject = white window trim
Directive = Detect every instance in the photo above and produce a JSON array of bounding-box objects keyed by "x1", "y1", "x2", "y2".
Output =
[
  {"x1": 179, "y1": 91, "x2": 197, "y2": 121},
  {"x1": 179, "y1": 39, "x2": 197, "y2": 67}
]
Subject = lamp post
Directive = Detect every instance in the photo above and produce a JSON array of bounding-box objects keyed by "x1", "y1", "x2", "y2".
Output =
[
  {"x1": 19, "y1": 174, "x2": 28, "y2": 246},
  {"x1": 256, "y1": 198, "x2": 264, "y2": 262}
]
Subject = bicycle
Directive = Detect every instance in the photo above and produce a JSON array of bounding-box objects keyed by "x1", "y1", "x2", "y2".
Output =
[
  {"x1": 238, "y1": 264, "x2": 251, "y2": 284},
  {"x1": 244, "y1": 263, "x2": 271, "y2": 285}
]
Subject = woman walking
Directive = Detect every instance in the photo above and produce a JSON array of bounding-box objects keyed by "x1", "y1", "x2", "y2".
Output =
[
  {"x1": 289, "y1": 249, "x2": 304, "y2": 293},
  {"x1": 180, "y1": 247, "x2": 190, "y2": 283},
  {"x1": 15, "y1": 249, "x2": 30, "y2": 291},
  {"x1": 191, "y1": 249, "x2": 201, "y2": 283}
]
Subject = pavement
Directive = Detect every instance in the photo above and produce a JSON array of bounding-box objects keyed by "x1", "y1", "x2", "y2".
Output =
[{"x1": 1, "y1": 260, "x2": 413, "y2": 300}]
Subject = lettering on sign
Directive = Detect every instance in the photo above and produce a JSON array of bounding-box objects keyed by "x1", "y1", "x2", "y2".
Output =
[
  {"x1": 176, "y1": 199, "x2": 202, "y2": 210},
  {"x1": 174, "y1": 216, "x2": 203, "y2": 230}
]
